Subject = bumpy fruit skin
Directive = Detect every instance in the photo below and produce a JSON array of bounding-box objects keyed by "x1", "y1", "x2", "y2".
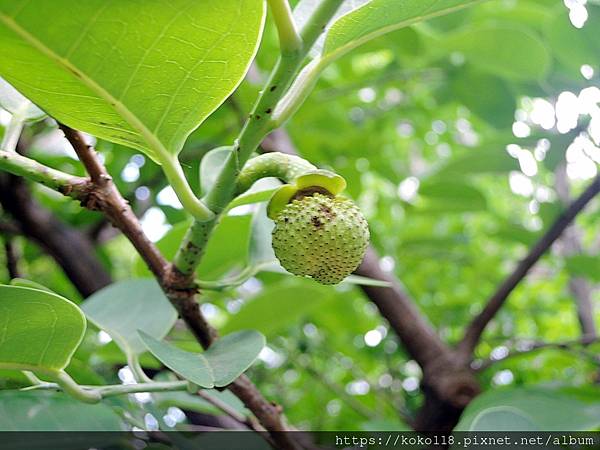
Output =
[{"x1": 272, "y1": 193, "x2": 369, "y2": 285}]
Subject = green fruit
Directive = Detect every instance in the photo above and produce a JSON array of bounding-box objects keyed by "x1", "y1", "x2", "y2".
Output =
[{"x1": 271, "y1": 193, "x2": 369, "y2": 285}]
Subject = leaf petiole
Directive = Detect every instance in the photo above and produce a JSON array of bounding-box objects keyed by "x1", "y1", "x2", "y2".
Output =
[
  {"x1": 159, "y1": 154, "x2": 215, "y2": 221},
  {"x1": 0, "y1": 114, "x2": 25, "y2": 153}
]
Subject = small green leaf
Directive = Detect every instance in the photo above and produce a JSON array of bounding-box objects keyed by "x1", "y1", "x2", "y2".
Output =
[
  {"x1": 9, "y1": 278, "x2": 54, "y2": 293},
  {"x1": 138, "y1": 331, "x2": 213, "y2": 388},
  {"x1": 82, "y1": 279, "x2": 177, "y2": 355},
  {"x1": 0, "y1": 77, "x2": 44, "y2": 122},
  {"x1": 200, "y1": 147, "x2": 232, "y2": 195},
  {"x1": 138, "y1": 330, "x2": 265, "y2": 388},
  {"x1": 249, "y1": 202, "x2": 278, "y2": 267},
  {"x1": 0, "y1": 391, "x2": 124, "y2": 431},
  {"x1": 0, "y1": 285, "x2": 85, "y2": 371},
  {"x1": 203, "y1": 330, "x2": 266, "y2": 387},
  {"x1": 228, "y1": 188, "x2": 278, "y2": 210}
]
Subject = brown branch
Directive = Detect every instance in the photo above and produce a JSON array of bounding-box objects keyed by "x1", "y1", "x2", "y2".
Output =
[
  {"x1": 59, "y1": 124, "x2": 168, "y2": 281},
  {"x1": 3, "y1": 236, "x2": 21, "y2": 279},
  {"x1": 0, "y1": 220, "x2": 21, "y2": 236},
  {"x1": 357, "y1": 248, "x2": 452, "y2": 368},
  {"x1": 0, "y1": 173, "x2": 112, "y2": 297},
  {"x1": 555, "y1": 163, "x2": 597, "y2": 338},
  {"x1": 458, "y1": 174, "x2": 600, "y2": 357},
  {"x1": 59, "y1": 125, "x2": 298, "y2": 450},
  {"x1": 474, "y1": 335, "x2": 600, "y2": 371}
]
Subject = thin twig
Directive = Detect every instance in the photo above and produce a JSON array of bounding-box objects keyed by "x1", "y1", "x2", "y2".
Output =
[
  {"x1": 474, "y1": 336, "x2": 600, "y2": 371},
  {"x1": 299, "y1": 359, "x2": 377, "y2": 420},
  {"x1": 458, "y1": 174, "x2": 600, "y2": 358}
]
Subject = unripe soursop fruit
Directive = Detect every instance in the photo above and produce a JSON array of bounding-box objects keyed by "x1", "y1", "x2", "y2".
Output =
[{"x1": 271, "y1": 192, "x2": 369, "y2": 285}]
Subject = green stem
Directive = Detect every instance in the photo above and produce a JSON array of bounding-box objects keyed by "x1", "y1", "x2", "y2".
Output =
[
  {"x1": 22, "y1": 371, "x2": 44, "y2": 385},
  {"x1": 267, "y1": 0, "x2": 302, "y2": 54},
  {"x1": 53, "y1": 370, "x2": 102, "y2": 404},
  {"x1": 1, "y1": 114, "x2": 25, "y2": 153},
  {"x1": 173, "y1": 0, "x2": 343, "y2": 276},
  {"x1": 235, "y1": 152, "x2": 316, "y2": 194},
  {"x1": 197, "y1": 265, "x2": 259, "y2": 291},
  {"x1": 0, "y1": 114, "x2": 83, "y2": 194},
  {"x1": 127, "y1": 353, "x2": 153, "y2": 383},
  {"x1": 0, "y1": 150, "x2": 87, "y2": 195},
  {"x1": 25, "y1": 377, "x2": 189, "y2": 399},
  {"x1": 160, "y1": 154, "x2": 214, "y2": 221},
  {"x1": 96, "y1": 380, "x2": 188, "y2": 397},
  {"x1": 272, "y1": 58, "x2": 326, "y2": 126}
]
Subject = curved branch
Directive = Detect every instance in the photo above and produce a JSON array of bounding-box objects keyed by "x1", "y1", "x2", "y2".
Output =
[
  {"x1": 458, "y1": 174, "x2": 600, "y2": 358},
  {"x1": 474, "y1": 336, "x2": 600, "y2": 371}
]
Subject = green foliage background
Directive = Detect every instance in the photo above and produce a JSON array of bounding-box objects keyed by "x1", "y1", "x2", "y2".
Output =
[{"x1": 0, "y1": 0, "x2": 599, "y2": 433}]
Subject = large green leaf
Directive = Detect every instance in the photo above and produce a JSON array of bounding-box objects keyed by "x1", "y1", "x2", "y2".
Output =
[
  {"x1": 0, "y1": 285, "x2": 85, "y2": 371},
  {"x1": 319, "y1": 0, "x2": 482, "y2": 64},
  {"x1": 0, "y1": 391, "x2": 123, "y2": 432},
  {"x1": 0, "y1": 0, "x2": 265, "y2": 160},
  {"x1": 139, "y1": 330, "x2": 265, "y2": 388},
  {"x1": 81, "y1": 279, "x2": 177, "y2": 355},
  {"x1": 440, "y1": 24, "x2": 551, "y2": 81},
  {"x1": 456, "y1": 386, "x2": 600, "y2": 431}
]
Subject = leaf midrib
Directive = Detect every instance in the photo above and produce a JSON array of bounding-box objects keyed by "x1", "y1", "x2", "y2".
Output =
[{"x1": 0, "y1": 12, "x2": 171, "y2": 162}]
